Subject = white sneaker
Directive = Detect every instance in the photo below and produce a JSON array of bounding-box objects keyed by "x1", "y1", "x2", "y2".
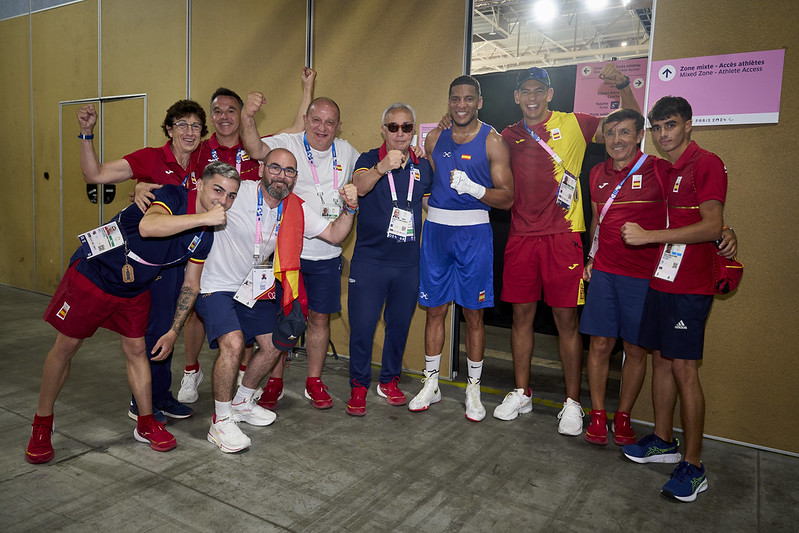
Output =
[
  {"x1": 557, "y1": 398, "x2": 584, "y2": 436},
  {"x1": 493, "y1": 388, "x2": 533, "y2": 421},
  {"x1": 207, "y1": 415, "x2": 251, "y2": 453},
  {"x1": 231, "y1": 396, "x2": 276, "y2": 426},
  {"x1": 408, "y1": 369, "x2": 441, "y2": 412},
  {"x1": 177, "y1": 369, "x2": 203, "y2": 404},
  {"x1": 236, "y1": 369, "x2": 245, "y2": 388},
  {"x1": 465, "y1": 381, "x2": 486, "y2": 422}
]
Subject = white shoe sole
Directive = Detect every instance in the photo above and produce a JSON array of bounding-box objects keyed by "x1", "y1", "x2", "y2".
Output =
[
  {"x1": 663, "y1": 478, "x2": 708, "y2": 502},
  {"x1": 207, "y1": 431, "x2": 250, "y2": 453},
  {"x1": 624, "y1": 452, "x2": 682, "y2": 464},
  {"x1": 231, "y1": 409, "x2": 276, "y2": 427}
]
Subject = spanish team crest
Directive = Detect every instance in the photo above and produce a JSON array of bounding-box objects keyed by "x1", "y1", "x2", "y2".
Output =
[
  {"x1": 673, "y1": 176, "x2": 683, "y2": 193},
  {"x1": 461, "y1": 154, "x2": 472, "y2": 160},
  {"x1": 551, "y1": 128, "x2": 562, "y2": 141},
  {"x1": 478, "y1": 290, "x2": 486, "y2": 302}
]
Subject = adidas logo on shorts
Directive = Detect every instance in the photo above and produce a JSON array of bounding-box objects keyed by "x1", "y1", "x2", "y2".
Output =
[{"x1": 674, "y1": 320, "x2": 688, "y2": 330}]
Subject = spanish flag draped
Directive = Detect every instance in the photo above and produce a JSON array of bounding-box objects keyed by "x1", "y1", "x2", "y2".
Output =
[{"x1": 273, "y1": 193, "x2": 308, "y2": 318}]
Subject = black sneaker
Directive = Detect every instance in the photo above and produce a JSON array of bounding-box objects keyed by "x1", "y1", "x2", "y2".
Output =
[
  {"x1": 155, "y1": 395, "x2": 194, "y2": 419},
  {"x1": 128, "y1": 400, "x2": 167, "y2": 424}
]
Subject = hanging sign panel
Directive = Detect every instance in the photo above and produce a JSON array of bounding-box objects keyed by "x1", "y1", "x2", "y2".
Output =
[
  {"x1": 574, "y1": 57, "x2": 648, "y2": 117},
  {"x1": 648, "y1": 49, "x2": 785, "y2": 126}
]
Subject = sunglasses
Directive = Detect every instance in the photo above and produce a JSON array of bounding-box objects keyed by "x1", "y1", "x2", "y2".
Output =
[{"x1": 384, "y1": 122, "x2": 414, "y2": 133}]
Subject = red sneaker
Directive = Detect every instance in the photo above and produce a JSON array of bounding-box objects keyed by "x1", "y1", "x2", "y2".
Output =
[
  {"x1": 257, "y1": 377, "x2": 284, "y2": 409},
  {"x1": 134, "y1": 417, "x2": 177, "y2": 452},
  {"x1": 346, "y1": 385, "x2": 368, "y2": 416},
  {"x1": 304, "y1": 377, "x2": 333, "y2": 409},
  {"x1": 26, "y1": 414, "x2": 54, "y2": 464},
  {"x1": 584, "y1": 409, "x2": 608, "y2": 445},
  {"x1": 613, "y1": 411, "x2": 637, "y2": 446},
  {"x1": 376, "y1": 377, "x2": 407, "y2": 406}
]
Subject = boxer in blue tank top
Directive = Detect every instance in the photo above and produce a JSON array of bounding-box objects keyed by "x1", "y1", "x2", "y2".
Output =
[{"x1": 409, "y1": 76, "x2": 514, "y2": 423}]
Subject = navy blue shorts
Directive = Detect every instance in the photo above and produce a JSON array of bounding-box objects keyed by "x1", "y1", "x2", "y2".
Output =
[
  {"x1": 637, "y1": 288, "x2": 713, "y2": 360},
  {"x1": 579, "y1": 269, "x2": 651, "y2": 345},
  {"x1": 195, "y1": 291, "x2": 279, "y2": 349},
  {"x1": 418, "y1": 221, "x2": 494, "y2": 309},
  {"x1": 301, "y1": 256, "x2": 342, "y2": 314}
]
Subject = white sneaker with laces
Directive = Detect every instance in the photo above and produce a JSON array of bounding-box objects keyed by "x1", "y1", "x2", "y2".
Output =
[
  {"x1": 177, "y1": 369, "x2": 203, "y2": 404},
  {"x1": 493, "y1": 388, "x2": 533, "y2": 421},
  {"x1": 557, "y1": 398, "x2": 584, "y2": 436},
  {"x1": 232, "y1": 396, "x2": 276, "y2": 426},
  {"x1": 207, "y1": 415, "x2": 251, "y2": 453},
  {"x1": 465, "y1": 381, "x2": 486, "y2": 422},
  {"x1": 408, "y1": 369, "x2": 441, "y2": 412}
]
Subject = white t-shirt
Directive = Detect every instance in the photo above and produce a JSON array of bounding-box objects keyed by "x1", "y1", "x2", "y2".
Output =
[
  {"x1": 264, "y1": 132, "x2": 359, "y2": 260},
  {"x1": 200, "y1": 181, "x2": 329, "y2": 293}
]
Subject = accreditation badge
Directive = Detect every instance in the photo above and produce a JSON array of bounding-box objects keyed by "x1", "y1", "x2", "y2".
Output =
[
  {"x1": 653, "y1": 243, "x2": 686, "y2": 282},
  {"x1": 556, "y1": 171, "x2": 578, "y2": 209},
  {"x1": 387, "y1": 208, "x2": 414, "y2": 242},
  {"x1": 79, "y1": 221, "x2": 124, "y2": 258}
]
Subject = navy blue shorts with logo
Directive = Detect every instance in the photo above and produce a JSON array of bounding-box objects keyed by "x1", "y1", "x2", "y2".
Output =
[
  {"x1": 301, "y1": 256, "x2": 342, "y2": 314},
  {"x1": 637, "y1": 287, "x2": 713, "y2": 360}
]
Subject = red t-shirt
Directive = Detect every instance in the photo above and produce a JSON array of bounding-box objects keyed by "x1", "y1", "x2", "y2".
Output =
[
  {"x1": 123, "y1": 141, "x2": 197, "y2": 188},
  {"x1": 590, "y1": 152, "x2": 669, "y2": 278},
  {"x1": 192, "y1": 133, "x2": 261, "y2": 181},
  {"x1": 650, "y1": 141, "x2": 727, "y2": 295},
  {"x1": 502, "y1": 111, "x2": 600, "y2": 236}
]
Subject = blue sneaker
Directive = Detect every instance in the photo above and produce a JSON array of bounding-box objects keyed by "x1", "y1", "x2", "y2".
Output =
[
  {"x1": 622, "y1": 433, "x2": 681, "y2": 464},
  {"x1": 128, "y1": 400, "x2": 167, "y2": 424},
  {"x1": 155, "y1": 395, "x2": 194, "y2": 419},
  {"x1": 662, "y1": 461, "x2": 708, "y2": 502}
]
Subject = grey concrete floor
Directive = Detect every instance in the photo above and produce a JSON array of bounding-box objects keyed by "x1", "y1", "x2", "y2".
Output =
[{"x1": 2, "y1": 285, "x2": 798, "y2": 532}]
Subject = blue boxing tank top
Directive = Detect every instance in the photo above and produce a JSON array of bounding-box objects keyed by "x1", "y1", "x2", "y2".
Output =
[{"x1": 429, "y1": 122, "x2": 493, "y2": 211}]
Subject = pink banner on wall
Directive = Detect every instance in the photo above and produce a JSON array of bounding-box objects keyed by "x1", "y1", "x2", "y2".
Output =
[
  {"x1": 648, "y1": 49, "x2": 785, "y2": 126},
  {"x1": 574, "y1": 58, "x2": 648, "y2": 117}
]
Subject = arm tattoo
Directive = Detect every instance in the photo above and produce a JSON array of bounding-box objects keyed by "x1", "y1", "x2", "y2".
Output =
[{"x1": 170, "y1": 285, "x2": 199, "y2": 334}]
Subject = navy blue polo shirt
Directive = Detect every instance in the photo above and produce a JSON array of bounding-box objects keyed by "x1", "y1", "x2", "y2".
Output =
[
  {"x1": 71, "y1": 185, "x2": 213, "y2": 297},
  {"x1": 352, "y1": 146, "x2": 433, "y2": 266}
]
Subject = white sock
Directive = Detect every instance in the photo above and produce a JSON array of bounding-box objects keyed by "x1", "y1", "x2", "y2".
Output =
[
  {"x1": 425, "y1": 354, "x2": 441, "y2": 375},
  {"x1": 233, "y1": 385, "x2": 256, "y2": 405},
  {"x1": 215, "y1": 400, "x2": 232, "y2": 420},
  {"x1": 467, "y1": 359, "x2": 483, "y2": 384}
]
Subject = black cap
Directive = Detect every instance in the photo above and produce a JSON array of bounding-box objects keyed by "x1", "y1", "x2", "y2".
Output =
[
  {"x1": 272, "y1": 300, "x2": 307, "y2": 351},
  {"x1": 516, "y1": 67, "x2": 551, "y2": 90}
]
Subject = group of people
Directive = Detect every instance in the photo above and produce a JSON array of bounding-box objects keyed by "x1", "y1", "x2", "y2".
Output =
[{"x1": 25, "y1": 63, "x2": 734, "y2": 504}]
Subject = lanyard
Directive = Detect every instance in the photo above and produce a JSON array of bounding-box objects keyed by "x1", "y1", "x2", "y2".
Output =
[
  {"x1": 588, "y1": 154, "x2": 648, "y2": 259},
  {"x1": 596, "y1": 154, "x2": 648, "y2": 225},
  {"x1": 387, "y1": 162, "x2": 416, "y2": 208},
  {"x1": 303, "y1": 133, "x2": 340, "y2": 196},
  {"x1": 211, "y1": 147, "x2": 243, "y2": 175},
  {"x1": 523, "y1": 121, "x2": 565, "y2": 168},
  {"x1": 253, "y1": 186, "x2": 281, "y2": 263}
]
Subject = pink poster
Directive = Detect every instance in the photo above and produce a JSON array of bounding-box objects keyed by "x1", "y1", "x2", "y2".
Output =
[
  {"x1": 648, "y1": 49, "x2": 785, "y2": 125},
  {"x1": 574, "y1": 58, "x2": 648, "y2": 117}
]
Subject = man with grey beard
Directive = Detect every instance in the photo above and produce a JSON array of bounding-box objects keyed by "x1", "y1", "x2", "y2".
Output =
[{"x1": 195, "y1": 148, "x2": 359, "y2": 453}]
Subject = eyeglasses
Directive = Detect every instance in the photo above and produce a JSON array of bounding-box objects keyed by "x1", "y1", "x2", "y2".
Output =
[
  {"x1": 384, "y1": 122, "x2": 414, "y2": 133},
  {"x1": 173, "y1": 121, "x2": 203, "y2": 133},
  {"x1": 266, "y1": 163, "x2": 298, "y2": 178}
]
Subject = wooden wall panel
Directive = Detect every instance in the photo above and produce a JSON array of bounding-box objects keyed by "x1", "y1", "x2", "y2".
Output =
[
  {"x1": 31, "y1": 0, "x2": 99, "y2": 294},
  {"x1": 0, "y1": 15, "x2": 34, "y2": 289},
  {"x1": 101, "y1": 0, "x2": 185, "y2": 148},
  {"x1": 635, "y1": 0, "x2": 799, "y2": 452},
  {"x1": 190, "y1": 0, "x2": 307, "y2": 135},
  {"x1": 313, "y1": 0, "x2": 467, "y2": 378}
]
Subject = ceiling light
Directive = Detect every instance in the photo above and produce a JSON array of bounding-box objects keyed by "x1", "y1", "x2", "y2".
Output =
[
  {"x1": 621, "y1": 41, "x2": 628, "y2": 47},
  {"x1": 533, "y1": 0, "x2": 558, "y2": 22}
]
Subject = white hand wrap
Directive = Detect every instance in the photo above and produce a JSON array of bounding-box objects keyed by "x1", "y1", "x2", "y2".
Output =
[{"x1": 450, "y1": 170, "x2": 486, "y2": 199}]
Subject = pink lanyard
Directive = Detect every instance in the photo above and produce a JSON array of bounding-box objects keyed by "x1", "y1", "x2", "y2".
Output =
[{"x1": 387, "y1": 163, "x2": 415, "y2": 207}]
